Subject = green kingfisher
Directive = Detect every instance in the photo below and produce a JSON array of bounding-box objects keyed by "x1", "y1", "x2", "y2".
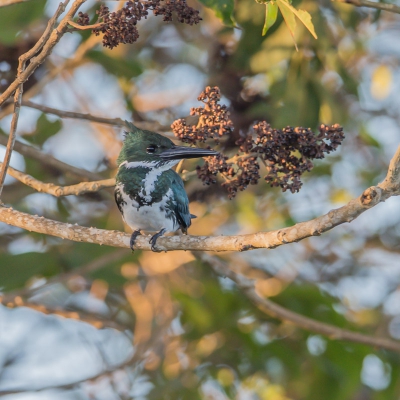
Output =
[{"x1": 115, "y1": 122, "x2": 219, "y2": 251}]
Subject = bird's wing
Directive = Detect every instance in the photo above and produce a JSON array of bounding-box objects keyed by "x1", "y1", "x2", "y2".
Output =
[{"x1": 165, "y1": 170, "x2": 192, "y2": 233}]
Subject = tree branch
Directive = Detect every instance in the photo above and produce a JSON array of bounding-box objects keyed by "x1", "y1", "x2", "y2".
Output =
[
  {"x1": 335, "y1": 0, "x2": 400, "y2": 14},
  {"x1": 0, "y1": 146, "x2": 398, "y2": 251},
  {"x1": 0, "y1": 1, "x2": 68, "y2": 199},
  {"x1": 1, "y1": 162, "x2": 114, "y2": 197},
  {"x1": 0, "y1": 181, "x2": 394, "y2": 251},
  {"x1": 68, "y1": 20, "x2": 105, "y2": 30},
  {"x1": 0, "y1": 35, "x2": 102, "y2": 120},
  {"x1": 22, "y1": 100, "x2": 128, "y2": 127},
  {"x1": 200, "y1": 254, "x2": 400, "y2": 352},
  {"x1": 0, "y1": 0, "x2": 86, "y2": 106},
  {"x1": 2, "y1": 301, "x2": 126, "y2": 330},
  {"x1": 0, "y1": 132, "x2": 102, "y2": 181},
  {"x1": 0, "y1": 85, "x2": 23, "y2": 199}
]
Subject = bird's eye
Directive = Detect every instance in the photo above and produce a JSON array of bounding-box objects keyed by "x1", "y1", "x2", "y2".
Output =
[{"x1": 146, "y1": 145, "x2": 157, "y2": 154}]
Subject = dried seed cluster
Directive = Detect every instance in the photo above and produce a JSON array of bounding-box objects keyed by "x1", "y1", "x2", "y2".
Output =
[
  {"x1": 196, "y1": 154, "x2": 231, "y2": 186},
  {"x1": 77, "y1": 0, "x2": 201, "y2": 49},
  {"x1": 174, "y1": 88, "x2": 345, "y2": 199},
  {"x1": 76, "y1": 12, "x2": 89, "y2": 26},
  {"x1": 248, "y1": 122, "x2": 344, "y2": 194},
  {"x1": 171, "y1": 86, "x2": 234, "y2": 144}
]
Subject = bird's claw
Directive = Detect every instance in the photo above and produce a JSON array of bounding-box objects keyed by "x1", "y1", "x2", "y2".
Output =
[
  {"x1": 149, "y1": 241, "x2": 162, "y2": 253},
  {"x1": 130, "y1": 229, "x2": 141, "y2": 252},
  {"x1": 149, "y1": 228, "x2": 167, "y2": 252}
]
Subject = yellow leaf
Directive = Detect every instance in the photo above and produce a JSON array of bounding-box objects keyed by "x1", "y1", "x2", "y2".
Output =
[
  {"x1": 276, "y1": 0, "x2": 298, "y2": 50},
  {"x1": 292, "y1": 8, "x2": 318, "y2": 39},
  {"x1": 276, "y1": 0, "x2": 318, "y2": 48}
]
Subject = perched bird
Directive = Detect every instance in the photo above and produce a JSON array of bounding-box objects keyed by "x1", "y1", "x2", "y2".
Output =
[{"x1": 115, "y1": 122, "x2": 219, "y2": 251}]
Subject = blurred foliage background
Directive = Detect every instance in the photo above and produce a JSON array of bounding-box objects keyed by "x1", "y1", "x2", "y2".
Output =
[{"x1": 1, "y1": 0, "x2": 400, "y2": 399}]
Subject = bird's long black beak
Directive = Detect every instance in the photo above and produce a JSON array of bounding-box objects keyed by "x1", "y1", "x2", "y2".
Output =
[{"x1": 159, "y1": 145, "x2": 219, "y2": 160}]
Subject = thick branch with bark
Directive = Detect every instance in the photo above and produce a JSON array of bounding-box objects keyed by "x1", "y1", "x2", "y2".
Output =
[
  {"x1": 1, "y1": 145, "x2": 399, "y2": 250},
  {"x1": 0, "y1": 164, "x2": 398, "y2": 252}
]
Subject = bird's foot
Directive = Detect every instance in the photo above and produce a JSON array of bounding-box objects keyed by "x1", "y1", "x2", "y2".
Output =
[
  {"x1": 130, "y1": 229, "x2": 141, "y2": 252},
  {"x1": 149, "y1": 228, "x2": 167, "y2": 252}
]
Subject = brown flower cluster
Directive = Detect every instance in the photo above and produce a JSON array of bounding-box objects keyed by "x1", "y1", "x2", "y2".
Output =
[
  {"x1": 171, "y1": 86, "x2": 234, "y2": 144},
  {"x1": 76, "y1": 12, "x2": 89, "y2": 26},
  {"x1": 174, "y1": 88, "x2": 345, "y2": 199},
  {"x1": 248, "y1": 122, "x2": 344, "y2": 194},
  {"x1": 77, "y1": 0, "x2": 201, "y2": 49},
  {"x1": 196, "y1": 154, "x2": 231, "y2": 185}
]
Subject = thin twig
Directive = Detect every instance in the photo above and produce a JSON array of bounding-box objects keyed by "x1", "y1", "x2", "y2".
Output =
[
  {"x1": 181, "y1": 169, "x2": 197, "y2": 180},
  {"x1": 68, "y1": 20, "x2": 105, "y2": 30},
  {"x1": 0, "y1": 133, "x2": 102, "y2": 181},
  {"x1": 20, "y1": 100, "x2": 171, "y2": 132},
  {"x1": 334, "y1": 0, "x2": 400, "y2": 14},
  {"x1": 0, "y1": 1, "x2": 68, "y2": 199},
  {"x1": 200, "y1": 254, "x2": 400, "y2": 352},
  {"x1": 0, "y1": 35, "x2": 102, "y2": 120},
  {"x1": 0, "y1": 84, "x2": 23, "y2": 200},
  {"x1": 1, "y1": 301, "x2": 126, "y2": 330},
  {"x1": 22, "y1": 100, "x2": 128, "y2": 127},
  {"x1": 1, "y1": 162, "x2": 115, "y2": 197},
  {"x1": 0, "y1": 0, "x2": 87, "y2": 106},
  {"x1": 175, "y1": 159, "x2": 185, "y2": 174}
]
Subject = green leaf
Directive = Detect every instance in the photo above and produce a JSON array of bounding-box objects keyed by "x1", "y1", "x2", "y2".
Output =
[
  {"x1": 0, "y1": 0, "x2": 47, "y2": 45},
  {"x1": 197, "y1": 0, "x2": 235, "y2": 27},
  {"x1": 27, "y1": 113, "x2": 62, "y2": 147},
  {"x1": 87, "y1": 50, "x2": 143, "y2": 79},
  {"x1": 262, "y1": 2, "x2": 278, "y2": 36},
  {"x1": 0, "y1": 251, "x2": 60, "y2": 291}
]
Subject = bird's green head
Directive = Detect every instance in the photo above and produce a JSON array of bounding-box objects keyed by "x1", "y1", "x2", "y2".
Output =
[{"x1": 117, "y1": 122, "x2": 219, "y2": 167}]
